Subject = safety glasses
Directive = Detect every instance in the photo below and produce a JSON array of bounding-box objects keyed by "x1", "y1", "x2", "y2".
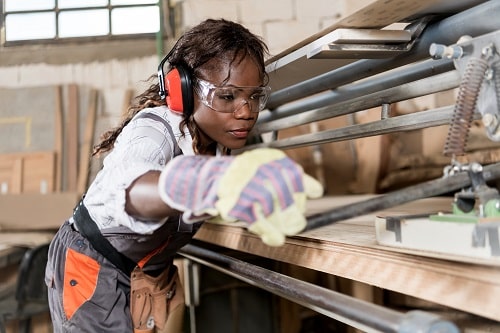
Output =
[{"x1": 194, "y1": 78, "x2": 271, "y2": 113}]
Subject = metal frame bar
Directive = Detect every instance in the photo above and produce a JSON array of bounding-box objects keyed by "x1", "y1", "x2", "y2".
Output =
[
  {"x1": 265, "y1": 0, "x2": 500, "y2": 110},
  {"x1": 246, "y1": 105, "x2": 456, "y2": 151},
  {"x1": 181, "y1": 2, "x2": 500, "y2": 332},
  {"x1": 258, "y1": 57, "x2": 454, "y2": 125},
  {"x1": 249, "y1": 3, "x2": 500, "y2": 152},
  {"x1": 179, "y1": 244, "x2": 460, "y2": 333},
  {"x1": 251, "y1": 70, "x2": 460, "y2": 139}
]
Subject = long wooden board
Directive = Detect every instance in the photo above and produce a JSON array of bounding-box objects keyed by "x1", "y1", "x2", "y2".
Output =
[
  {"x1": 0, "y1": 151, "x2": 56, "y2": 194},
  {"x1": 77, "y1": 89, "x2": 98, "y2": 194},
  {"x1": 0, "y1": 232, "x2": 54, "y2": 248},
  {"x1": 66, "y1": 84, "x2": 79, "y2": 191},
  {"x1": 194, "y1": 195, "x2": 500, "y2": 321},
  {"x1": 54, "y1": 85, "x2": 64, "y2": 192},
  {"x1": 0, "y1": 192, "x2": 79, "y2": 231}
]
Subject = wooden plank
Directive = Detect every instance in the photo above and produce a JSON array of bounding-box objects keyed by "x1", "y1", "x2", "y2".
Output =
[
  {"x1": 77, "y1": 89, "x2": 98, "y2": 195},
  {"x1": 194, "y1": 196, "x2": 500, "y2": 321},
  {"x1": 0, "y1": 192, "x2": 80, "y2": 231},
  {"x1": 21, "y1": 152, "x2": 55, "y2": 193},
  {"x1": 0, "y1": 157, "x2": 23, "y2": 194},
  {"x1": 122, "y1": 89, "x2": 134, "y2": 118},
  {"x1": 0, "y1": 162, "x2": 11, "y2": 194},
  {"x1": 54, "y1": 85, "x2": 64, "y2": 192},
  {"x1": 0, "y1": 152, "x2": 55, "y2": 194},
  {"x1": 11, "y1": 158, "x2": 23, "y2": 194},
  {"x1": 66, "y1": 84, "x2": 79, "y2": 191},
  {"x1": 0, "y1": 232, "x2": 54, "y2": 247}
]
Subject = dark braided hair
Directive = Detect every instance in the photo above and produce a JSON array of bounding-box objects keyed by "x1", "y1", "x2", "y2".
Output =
[{"x1": 93, "y1": 18, "x2": 269, "y2": 156}]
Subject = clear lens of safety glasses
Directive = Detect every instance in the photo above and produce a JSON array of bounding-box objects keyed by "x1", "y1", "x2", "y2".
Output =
[{"x1": 195, "y1": 78, "x2": 271, "y2": 113}]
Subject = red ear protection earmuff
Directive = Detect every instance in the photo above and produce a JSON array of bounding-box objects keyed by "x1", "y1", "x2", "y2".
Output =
[{"x1": 158, "y1": 52, "x2": 194, "y2": 115}]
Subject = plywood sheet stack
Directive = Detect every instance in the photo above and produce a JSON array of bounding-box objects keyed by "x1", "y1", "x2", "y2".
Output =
[
  {"x1": 0, "y1": 84, "x2": 99, "y2": 232},
  {"x1": 0, "y1": 84, "x2": 102, "y2": 333}
]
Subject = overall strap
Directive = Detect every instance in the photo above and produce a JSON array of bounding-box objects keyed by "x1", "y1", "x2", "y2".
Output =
[
  {"x1": 73, "y1": 200, "x2": 137, "y2": 275},
  {"x1": 136, "y1": 112, "x2": 183, "y2": 157},
  {"x1": 73, "y1": 111, "x2": 182, "y2": 275}
]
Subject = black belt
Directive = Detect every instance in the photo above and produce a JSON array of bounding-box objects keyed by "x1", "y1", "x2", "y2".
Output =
[{"x1": 73, "y1": 200, "x2": 137, "y2": 276}]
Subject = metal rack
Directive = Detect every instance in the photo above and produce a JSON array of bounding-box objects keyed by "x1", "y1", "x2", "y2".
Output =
[
  {"x1": 242, "y1": 1, "x2": 500, "y2": 151},
  {"x1": 179, "y1": 244, "x2": 460, "y2": 333},
  {"x1": 180, "y1": 1, "x2": 500, "y2": 331}
]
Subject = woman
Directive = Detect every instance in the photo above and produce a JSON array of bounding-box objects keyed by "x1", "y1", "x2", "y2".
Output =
[{"x1": 45, "y1": 18, "x2": 321, "y2": 332}]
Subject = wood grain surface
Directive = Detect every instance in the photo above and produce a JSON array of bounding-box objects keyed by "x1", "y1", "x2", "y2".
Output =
[{"x1": 194, "y1": 196, "x2": 500, "y2": 321}]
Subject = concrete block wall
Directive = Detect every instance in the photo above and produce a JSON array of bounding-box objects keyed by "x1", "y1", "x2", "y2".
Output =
[
  {"x1": 176, "y1": 0, "x2": 346, "y2": 57},
  {"x1": 0, "y1": 0, "x2": 362, "y2": 186},
  {"x1": 0, "y1": 0, "x2": 358, "y2": 93},
  {"x1": 0, "y1": 0, "x2": 358, "y2": 121}
]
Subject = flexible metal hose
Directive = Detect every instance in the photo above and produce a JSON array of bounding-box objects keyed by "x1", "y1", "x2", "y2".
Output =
[{"x1": 443, "y1": 56, "x2": 489, "y2": 156}]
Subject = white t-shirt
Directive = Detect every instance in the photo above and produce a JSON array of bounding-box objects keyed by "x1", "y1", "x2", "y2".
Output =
[{"x1": 78, "y1": 106, "x2": 194, "y2": 234}]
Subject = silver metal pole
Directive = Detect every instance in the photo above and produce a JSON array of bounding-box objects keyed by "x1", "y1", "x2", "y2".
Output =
[
  {"x1": 245, "y1": 105, "x2": 455, "y2": 151},
  {"x1": 252, "y1": 70, "x2": 460, "y2": 136},
  {"x1": 258, "y1": 58, "x2": 453, "y2": 124},
  {"x1": 179, "y1": 244, "x2": 460, "y2": 333}
]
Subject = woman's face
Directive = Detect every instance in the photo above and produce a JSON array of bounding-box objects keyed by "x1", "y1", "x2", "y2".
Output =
[{"x1": 192, "y1": 55, "x2": 265, "y2": 151}]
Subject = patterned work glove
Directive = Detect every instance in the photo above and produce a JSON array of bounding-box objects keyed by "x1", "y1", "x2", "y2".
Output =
[{"x1": 158, "y1": 148, "x2": 323, "y2": 246}]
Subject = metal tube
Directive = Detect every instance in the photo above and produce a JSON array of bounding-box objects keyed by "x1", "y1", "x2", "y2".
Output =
[
  {"x1": 266, "y1": 0, "x2": 500, "y2": 109},
  {"x1": 305, "y1": 161, "x2": 500, "y2": 231},
  {"x1": 244, "y1": 105, "x2": 455, "y2": 151},
  {"x1": 179, "y1": 244, "x2": 459, "y2": 333},
  {"x1": 258, "y1": 58, "x2": 453, "y2": 124},
  {"x1": 253, "y1": 70, "x2": 460, "y2": 135}
]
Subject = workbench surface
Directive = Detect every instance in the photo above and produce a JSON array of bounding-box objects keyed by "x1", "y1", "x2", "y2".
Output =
[{"x1": 193, "y1": 195, "x2": 500, "y2": 322}]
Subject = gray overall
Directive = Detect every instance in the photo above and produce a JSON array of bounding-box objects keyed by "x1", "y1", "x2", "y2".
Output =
[{"x1": 45, "y1": 113, "x2": 201, "y2": 332}]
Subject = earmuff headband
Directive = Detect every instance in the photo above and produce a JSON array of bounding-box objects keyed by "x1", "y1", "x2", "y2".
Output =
[
  {"x1": 157, "y1": 41, "x2": 194, "y2": 114},
  {"x1": 158, "y1": 50, "x2": 173, "y2": 100}
]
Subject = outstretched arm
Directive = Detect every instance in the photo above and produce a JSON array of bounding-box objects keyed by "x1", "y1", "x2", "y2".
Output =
[
  {"x1": 158, "y1": 148, "x2": 324, "y2": 246},
  {"x1": 125, "y1": 170, "x2": 180, "y2": 221}
]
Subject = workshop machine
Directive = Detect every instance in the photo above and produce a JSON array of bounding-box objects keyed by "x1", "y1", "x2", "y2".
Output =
[
  {"x1": 375, "y1": 30, "x2": 500, "y2": 262},
  {"x1": 238, "y1": 0, "x2": 500, "y2": 263},
  {"x1": 180, "y1": 1, "x2": 500, "y2": 332}
]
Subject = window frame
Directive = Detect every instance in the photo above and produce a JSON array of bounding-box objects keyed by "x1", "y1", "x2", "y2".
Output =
[{"x1": 2, "y1": 0, "x2": 163, "y2": 46}]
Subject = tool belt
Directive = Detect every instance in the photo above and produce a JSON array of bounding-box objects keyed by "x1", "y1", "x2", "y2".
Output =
[
  {"x1": 73, "y1": 200, "x2": 185, "y2": 332},
  {"x1": 130, "y1": 265, "x2": 185, "y2": 332}
]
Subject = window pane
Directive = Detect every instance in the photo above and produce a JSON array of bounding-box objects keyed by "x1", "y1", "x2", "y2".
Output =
[
  {"x1": 5, "y1": 12, "x2": 56, "y2": 41},
  {"x1": 58, "y1": 0, "x2": 108, "y2": 9},
  {"x1": 59, "y1": 9, "x2": 109, "y2": 37},
  {"x1": 111, "y1": 0, "x2": 158, "y2": 5},
  {"x1": 5, "y1": 0, "x2": 55, "y2": 12},
  {"x1": 111, "y1": 6, "x2": 159, "y2": 34}
]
